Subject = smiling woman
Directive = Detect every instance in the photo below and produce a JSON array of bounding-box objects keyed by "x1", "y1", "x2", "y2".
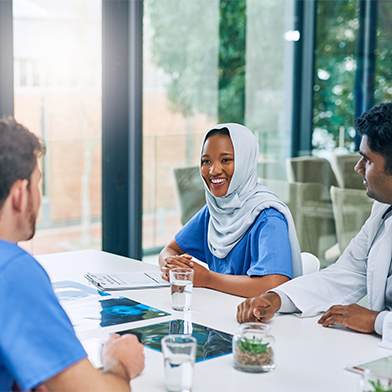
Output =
[{"x1": 159, "y1": 123, "x2": 303, "y2": 298}]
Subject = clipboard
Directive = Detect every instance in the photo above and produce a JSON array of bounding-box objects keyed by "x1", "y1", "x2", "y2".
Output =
[{"x1": 85, "y1": 270, "x2": 170, "y2": 290}]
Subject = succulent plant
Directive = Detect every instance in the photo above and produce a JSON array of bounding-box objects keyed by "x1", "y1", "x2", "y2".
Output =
[{"x1": 237, "y1": 336, "x2": 269, "y2": 354}]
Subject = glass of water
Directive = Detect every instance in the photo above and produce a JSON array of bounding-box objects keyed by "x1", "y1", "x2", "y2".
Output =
[
  {"x1": 169, "y1": 268, "x2": 194, "y2": 311},
  {"x1": 161, "y1": 334, "x2": 197, "y2": 392}
]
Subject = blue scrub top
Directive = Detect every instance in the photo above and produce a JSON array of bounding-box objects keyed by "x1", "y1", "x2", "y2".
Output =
[
  {"x1": 0, "y1": 239, "x2": 86, "y2": 391},
  {"x1": 175, "y1": 205, "x2": 293, "y2": 278}
]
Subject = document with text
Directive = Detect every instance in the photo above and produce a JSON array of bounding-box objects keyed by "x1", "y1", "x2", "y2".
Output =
[{"x1": 85, "y1": 270, "x2": 170, "y2": 290}]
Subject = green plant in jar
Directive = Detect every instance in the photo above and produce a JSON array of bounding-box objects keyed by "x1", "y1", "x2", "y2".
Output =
[
  {"x1": 233, "y1": 323, "x2": 275, "y2": 373},
  {"x1": 367, "y1": 379, "x2": 392, "y2": 392},
  {"x1": 238, "y1": 336, "x2": 269, "y2": 354},
  {"x1": 235, "y1": 336, "x2": 273, "y2": 367}
]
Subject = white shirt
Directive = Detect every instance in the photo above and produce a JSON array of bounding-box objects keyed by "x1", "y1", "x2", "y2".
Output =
[{"x1": 271, "y1": 201, "x2": 392, "y2": 348}]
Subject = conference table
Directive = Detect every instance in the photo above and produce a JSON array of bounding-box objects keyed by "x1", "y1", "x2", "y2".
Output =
[{"x1": 36, "y1": 249, "x2": 389, "y2": 392}]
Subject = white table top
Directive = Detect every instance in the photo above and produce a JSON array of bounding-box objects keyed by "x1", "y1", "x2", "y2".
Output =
[{"x1": 36, "y1": 249, "x2": 389, "y2": 392}]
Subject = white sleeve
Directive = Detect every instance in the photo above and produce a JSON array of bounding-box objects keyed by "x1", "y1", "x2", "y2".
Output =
[
  {"x1": 379, "y1": 312, "x2": 392, "y2": 350},
  {"x1": 270, "y1": 212, "x2": 371, "y2": 317},
  {"x1": 270, "y1": 289, "x2": 300, "y2": 313},
  {"x1": 375, "y1": 311, "x2": 388, "y2": 336}
]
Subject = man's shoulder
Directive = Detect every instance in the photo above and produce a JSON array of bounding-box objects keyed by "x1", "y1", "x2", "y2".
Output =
[
  {"x1": 370, "y1": 201, "x2": 391, "y2": 220},
  {"x1": 0, "y1": 239, "x2": 35, "y2": 272}
]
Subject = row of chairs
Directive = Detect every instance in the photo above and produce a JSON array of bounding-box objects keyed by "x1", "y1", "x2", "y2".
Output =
[
  {"x1": 173, "y1": 162, "x2": 372, "y2": 267},
  {"x1": 259, "y1": 153, "x2": 363, "y2": 190}
]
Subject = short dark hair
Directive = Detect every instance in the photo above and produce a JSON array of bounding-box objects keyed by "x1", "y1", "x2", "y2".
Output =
[
  {"x1": 0, "y1": 117, "x2": 45, "y2": 209},
  {"x1": 354, "y1": 103, "x2": 392, "y2": 174}
]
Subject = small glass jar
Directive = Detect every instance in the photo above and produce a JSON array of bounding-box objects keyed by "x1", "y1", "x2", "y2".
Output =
[
  {"x1": 232, "y1": 323, "x2": 275, "y2": 373},
  {"x1": 358, "y1": 369, "x2": 392, "y2": 392}
]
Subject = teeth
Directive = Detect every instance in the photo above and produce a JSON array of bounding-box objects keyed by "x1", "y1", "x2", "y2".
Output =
[{"x1": 211, "y1": 178, "x2": 226, "y2": 184}]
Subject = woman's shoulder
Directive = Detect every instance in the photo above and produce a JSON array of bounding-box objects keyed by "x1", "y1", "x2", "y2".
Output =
[{"x1": 252, "y1": 207, "x2": 288, "y2": 229}]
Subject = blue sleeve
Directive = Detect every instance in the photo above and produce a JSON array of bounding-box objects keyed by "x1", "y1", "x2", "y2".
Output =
[
  {"x1": 0, "y1": 253, "x2": 87, "y2": 390},
  {"x1": 175, "y1": 205, "x2": 208, "y2": 263},
  {"x1": 247, "y1": 209, "x2": 293, "y2": 279}
]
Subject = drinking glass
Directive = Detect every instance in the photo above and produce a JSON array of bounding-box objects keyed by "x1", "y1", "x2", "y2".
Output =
[
  {"x1": 161, "y1": 334, "x2": 197, "y2": 392},
  {"x1": 169, "y1": 268, "x2": 194, "y2": 311}
]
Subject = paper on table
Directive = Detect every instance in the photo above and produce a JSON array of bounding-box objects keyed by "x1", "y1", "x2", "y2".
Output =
[
  {"x1": 85, "y1": 270, "x2": 169, "y2": 290},
  {"x1": 82, "y1": 337, "x2": 104, "y2": 368},
  {"x1": 62, "y1": 296, "x2": 170, "y2": 331},
  {"x1": 52, "y1": 281, "x2": 110, "y2": 302}
]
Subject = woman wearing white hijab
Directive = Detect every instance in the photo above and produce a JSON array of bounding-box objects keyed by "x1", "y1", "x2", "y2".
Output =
[{"x1": 159, "y1": 123, "x2": 302, "y2": 297}]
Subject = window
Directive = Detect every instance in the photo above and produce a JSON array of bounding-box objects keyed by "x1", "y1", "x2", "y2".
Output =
[
  {"x1": 14, "y1": 0, "x2": 102, "y2": 255},
  {"x1": 313, "y1": 0, "x2": 359, "y2": 155},
  {"x1": 142, "y1": 0, "x2": 297, "y2": 255}
]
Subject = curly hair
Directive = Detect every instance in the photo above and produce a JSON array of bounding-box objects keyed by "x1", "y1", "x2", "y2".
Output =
[
  {"x1": 0, "y1": 117, "x2": 45, "y2": 209},
  {"x1": 354, "y1": 103, "x2": 392, "y2": 174}
]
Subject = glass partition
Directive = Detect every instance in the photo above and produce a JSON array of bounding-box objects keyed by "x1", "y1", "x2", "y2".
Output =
[
  {"x1": 374, "y1": 1, "x2": 392, "y2": 105},
  {"x1": 14, "y1": 0, "x2": 102, "y2": 255},
  {"x1": 313, "y1": 0, "x2": 359, "y2": 156},
  {"x1": 142, "y1": 0, "x2": 297, "y2": 256}
]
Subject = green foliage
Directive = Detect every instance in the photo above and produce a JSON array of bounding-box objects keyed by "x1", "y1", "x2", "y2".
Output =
[
  {"x1": 368, "y1": 379, "x2": 392, "y2": 392},
  {"x1": 146, "y1": 0, "x2": 392, "y2": 151},
  {"x1": 145, "y1": 0, "x2": 220, "y2": 118},
  {"x1": 374, "y1": 2, "x2": 392, "y2": 105},
  {"x1": 238, "y1": 336, "x2": 269, "y2": 354},
  {"x1": 314, "y1": 0, "x2": 392, "y2": 150},
  {"x1": 313, "y1": 0, "x2": 358, "y2": 149},
  {"x1": 145, "y1": 0, "x2": 246, "y2": 124},
  {"x1": 218, "y1": 0, "x2": 246, "y2": 124}
]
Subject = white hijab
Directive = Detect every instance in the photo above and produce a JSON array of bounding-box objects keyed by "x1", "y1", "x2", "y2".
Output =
[{"x1": 201, "y1": 123, "x2": 302, "y2": 278}]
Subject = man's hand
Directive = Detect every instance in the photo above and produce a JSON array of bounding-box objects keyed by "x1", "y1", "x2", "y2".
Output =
[
  {"x1": 236, "y1": 292, "x2": 281, "y2": 323},
  {"x1": 102, "y1": 334, "x2": 145, "y2": 380},
  {"x1": 318, "y1": 304, "x2": 380, "y2": 333}
]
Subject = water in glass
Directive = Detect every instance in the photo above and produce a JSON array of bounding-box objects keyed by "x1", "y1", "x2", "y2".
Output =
[
  {"x1": 171, "y1": 280, "x2": 193, "y2": 311},
  {"x1": 164, "y1": 353, "x2": 194, "y2": 392}
]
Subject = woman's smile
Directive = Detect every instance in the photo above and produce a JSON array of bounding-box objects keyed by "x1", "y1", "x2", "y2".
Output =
[{"x1": 210, "y1": 177, "x2": 228, "y2": 187}]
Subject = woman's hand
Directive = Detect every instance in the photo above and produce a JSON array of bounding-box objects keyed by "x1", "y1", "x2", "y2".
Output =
[
  {"x1": 161, "y1": 254, "x2": 211, "y2": 287},
  {"x1": 160, "y1": 253, "x2": 193, "y2": 281}
]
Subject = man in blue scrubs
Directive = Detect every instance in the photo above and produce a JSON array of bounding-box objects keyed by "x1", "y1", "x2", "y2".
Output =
[{"x1": 0, "y1": 117, "x2": 144, "y2": 391}]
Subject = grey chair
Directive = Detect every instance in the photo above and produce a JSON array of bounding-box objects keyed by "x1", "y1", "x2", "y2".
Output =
[
  {"x1": 286, "y1": 156, "x2": 338, "y2": 190},
  {"x1": 173, "y1": 166, "x2": 205, "y2": 225},
  {"x1": 257, "y1": 160, "x2": 286, "y2": 180},
  {"x1": 330, "y1": 186, "x2": 373, "y2": 254},
  {"x1": 260, "y1": 178, "x2": 336, "y2": 261},
  {"x1": 330, "y1": 153, "x2": 364, "y2": 190}
]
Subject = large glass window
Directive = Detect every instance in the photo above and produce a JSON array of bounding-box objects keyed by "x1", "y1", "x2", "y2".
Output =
[
  {"x1": 313, "y1": 0, "x2": 359, "y2": 155},
  {"x1": 14, "y1": 0, "x2": 102, "y2": 255},
  {"x1": 374, "y1": 1, "x2": 392, "y2": 105},
  {"x1": 142, "y1": 0, "x2": 297, "y2": 255}
]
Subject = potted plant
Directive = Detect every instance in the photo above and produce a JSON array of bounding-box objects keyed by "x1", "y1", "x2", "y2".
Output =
[{"x1": 232, "y1": 323, "x2": 275, "y2": 373}]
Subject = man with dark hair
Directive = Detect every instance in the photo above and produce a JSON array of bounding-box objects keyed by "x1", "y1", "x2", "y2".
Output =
[
  {"x1": 0, "y1": 117, "x2": 144, "y2": 391},
  {"x1": 354, "y1": 103, "x2": 392, "y2": 176},
  {"x1": 237, "y1": 102, "x2": 392, "y2": 348}
]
